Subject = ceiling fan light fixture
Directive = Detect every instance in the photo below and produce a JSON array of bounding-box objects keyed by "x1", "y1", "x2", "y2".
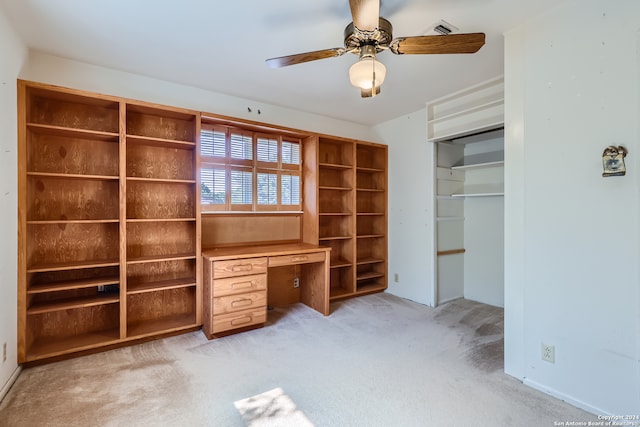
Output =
[{"x1": 349, "y1": 56, "x2": 386, "y2": 91}]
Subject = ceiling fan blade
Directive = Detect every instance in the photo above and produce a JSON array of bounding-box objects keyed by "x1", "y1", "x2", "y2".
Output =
[
  {"x1": 349, "y1": 0, "x2": 380, "y2": 31},
  {"x1": 266, "y1": 48, "x2": 346, "y2": 68},
  {"x1": 390, "y1": 33, "x2": 485, "y2": 55}
]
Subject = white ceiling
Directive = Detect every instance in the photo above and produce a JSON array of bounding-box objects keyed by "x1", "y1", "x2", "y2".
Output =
[{"x1": 1, "y1": 0, "x2": 558, "y2": 126}]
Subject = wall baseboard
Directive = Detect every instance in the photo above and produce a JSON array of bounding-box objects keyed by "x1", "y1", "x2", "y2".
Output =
[
  {"x1": 0, "y1": 366, "x2": 22, "y2": 403},
  {"x1": 523, "y1": 377, "x2": 608, "y2": 417}
]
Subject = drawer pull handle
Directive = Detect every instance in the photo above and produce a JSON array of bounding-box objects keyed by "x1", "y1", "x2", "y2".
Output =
[
  {"x1": 291, "y1": 256, "x2": 308, "y2": 262},
  {"x1": 231, "y1": 264, "x2": 253, "y2": 272},
  {"x1": 231, "y1": 280, "x2": 255, "y2": 290},
  {"x1": 231, "y1": 316, "x2": 252, "y2": 326},
  {"x1": 231, "y1": 299, "x2": 252, "y2": 308}
]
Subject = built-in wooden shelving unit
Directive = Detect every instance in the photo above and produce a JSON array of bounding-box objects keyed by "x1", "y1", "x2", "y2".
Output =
[
  {"x1": 303, "y1": 137, "x2": 388, "y2": 300},
  {"x1": 18, "y1": 81, "x2": 201, "y2": 363}
]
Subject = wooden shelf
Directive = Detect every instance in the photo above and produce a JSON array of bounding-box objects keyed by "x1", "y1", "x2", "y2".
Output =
[
  {"x1": 319, "y1": 186, "x2": 352, "y2": 191},
  {"x1": 356, "y1": 258, "x2": 385, "y2": 265},
  {"x1": 319, "y1": 236, "x2": 351, "y2": 241},
  {"x1": 126, "y1": 253, "x2": 197, "y2": 265},
  {"x1": 356, "y1": 212, "x2": 384, "y2": 216},
  {"x1": 126, "y1": 134, "x2": 196, "y2": 150},
  {"x1": 319, "y1": 212, "x2": 352, "y2": 216},
  {"x1": 27, "y1": 258, "x2": 120, "y2": 273},
  {"x1": 28, "y1": 294, "x2": 119, "y2": 315},
  {"x1": 127, "y1": 278, "x2": 196, "y2": 295},
  {"x1": 356, "y1": 282, "x2": 387, "y2": 293},
  {"x1": 27, "y1": 219, "x2": 119, "y2": 225},
  {"x1": 126, "y1": 177, "x2": 196, "y2": 184},
  {"x1": 319, "y1": 162, "x2": 352, "y2": 170},
  {"x1": 356, "y1": 271, "x2": 385, "y2": 281},
  {"x1": 356, "y1": 188, "x2": 384, "y2": 192},
  {"x1": 356, "y1": 166, "x2": 385, "y2": 173},
  {"x1": 330, "y1": 258, "x2": 352, "y2": 268},
  {"x1": 127, "y1": 313, "x2": 197, "y2": 338},
  {"x1": 27, "y1": 123, "x2": 119, "y2": 141},
  {"x1": 27, "y1": 171, "x2": 118, "y2": 181},
  {"x1": 126, "y1": 218, "x2": 197, "y2": 223},
  {"x1": 356, "y1": 234, "x2": 385, "y2": 239},
  {"x1": 27, "y1": 329, "x2": 121, "y2": 361},
  {"x1": 28, "y1": 276, "x2": 120, "y2": 294},
  {"x1": 330, "y1": 287, "x2": 354, "y2": 299}
]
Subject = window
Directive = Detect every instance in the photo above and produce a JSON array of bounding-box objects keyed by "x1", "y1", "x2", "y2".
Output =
[{"x1": 200, "y1": 124, "x2": 301, "y2": 212}]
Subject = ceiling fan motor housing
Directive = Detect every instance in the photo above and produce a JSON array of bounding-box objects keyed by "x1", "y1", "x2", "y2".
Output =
[{"x1": 344, "y1": 17, "x2": 393, "y2": 55}]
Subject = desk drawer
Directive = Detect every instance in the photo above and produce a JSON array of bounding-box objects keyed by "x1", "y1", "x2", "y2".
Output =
[
  {"x1": 213, "y1": 257, "x2": 267, "y2": 278},
  {"x1": 212, "y1": 307, "x2": 266, "y2": 334},
  {"x1": 213, "y1": 274, "x2": 266, "y2": 297},
  {"x1": 213, "y1": 290, "x2": 266, "y2": 314},
  {"x1": 268, "y1": 252, "x2": 326, "y2": 267}
]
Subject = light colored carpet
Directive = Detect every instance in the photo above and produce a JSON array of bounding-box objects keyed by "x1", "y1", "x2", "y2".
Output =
[{"x1": 0, "y1": 293, "x2": 595, "y2": 426}]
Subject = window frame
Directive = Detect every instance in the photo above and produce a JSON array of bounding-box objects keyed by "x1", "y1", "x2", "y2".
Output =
[{"x1": 200, "y1": 123, "x2": 302, "y2": 213}]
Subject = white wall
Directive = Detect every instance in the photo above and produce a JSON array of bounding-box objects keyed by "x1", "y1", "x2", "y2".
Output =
[
  {"x1": 0, "y1": 8, "x2": 27, "y2": 396},
  {"x1": 20, "y1": 52, "x2": 377, "y2": 143},
  {"x1": 373, "y1": 110, "x2": 435, "y2": 306},
  {"x1": 464, "y1": 137, "x2": 504, "y2": 307},
  {"x1": 504, "y1": 0, "x2": 640, "y2": 414},
  {"x1": 464, "y1": 196, "x2": 504, "y2": 307}
]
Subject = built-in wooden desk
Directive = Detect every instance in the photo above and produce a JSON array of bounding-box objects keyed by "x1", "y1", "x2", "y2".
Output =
[{"x1": 202, "y1": 243, "x2": 331, "y2": 339}]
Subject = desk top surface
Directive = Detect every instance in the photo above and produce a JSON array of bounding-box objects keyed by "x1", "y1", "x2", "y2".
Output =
[{"x1": 202, "y1": 242, "x2": 330, "y2": 261}]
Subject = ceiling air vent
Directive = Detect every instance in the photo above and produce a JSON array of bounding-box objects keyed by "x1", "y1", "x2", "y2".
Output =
[{"x1": 431, "y1": 20, "x2": 459, "y2": 35}]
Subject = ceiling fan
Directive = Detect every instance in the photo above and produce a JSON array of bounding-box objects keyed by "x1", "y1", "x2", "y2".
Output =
[{"x1": 266, "y1": 0, "x2": 485, "y2": 97}]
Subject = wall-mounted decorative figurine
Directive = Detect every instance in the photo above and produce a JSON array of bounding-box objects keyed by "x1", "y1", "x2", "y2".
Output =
[{"x1": 602, "y1": 145, "x2": 627, "y2": 177}]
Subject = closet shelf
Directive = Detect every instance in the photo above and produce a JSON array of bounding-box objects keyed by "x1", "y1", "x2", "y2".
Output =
[
  {"x1": 436, "y1": 216, "x2": 465, "y2": 222},
  {"x1": 451, "y1": 160, "x2": 504, "y2": 170},
  {"x1": 429, "y1": 98, "x2": 504, "y2": 124},
  {"x1": 450, "y1": 184, "x2": 504, "y2": 198}
]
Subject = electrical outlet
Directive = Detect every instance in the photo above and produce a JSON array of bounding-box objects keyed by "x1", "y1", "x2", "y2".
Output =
[
  {"x1": 541, "y1": 343, "x2": 555, "y2": 363},
  {"x1": 394, "y1": 273, "x2": 399, "y2": 283},
  {"x1": 293, "y1": 277, "x2": 300, "y2": 288},
  {"x1": 2, "y1": 342, "x2": 6, "y2": 363}
]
